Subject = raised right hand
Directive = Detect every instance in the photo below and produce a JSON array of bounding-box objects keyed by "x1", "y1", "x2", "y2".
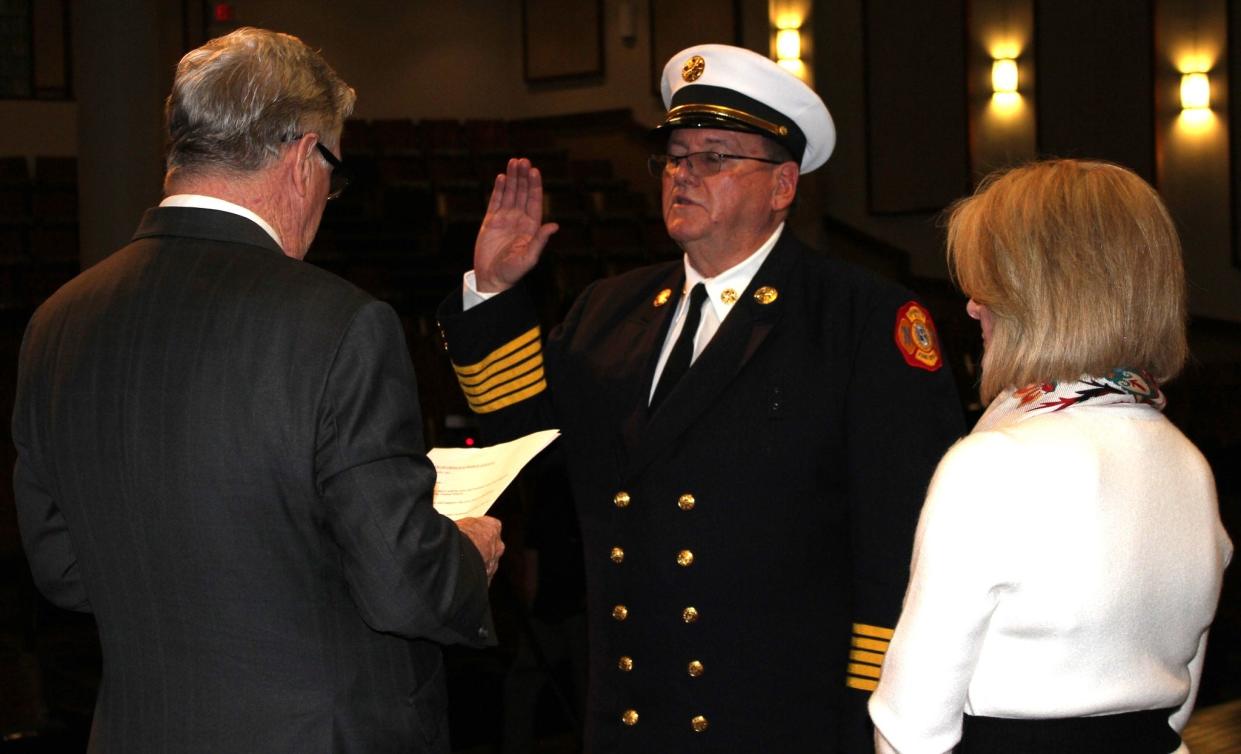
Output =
[{"x1": 474, "y1": 158, "x2": 559, "y2": 293}]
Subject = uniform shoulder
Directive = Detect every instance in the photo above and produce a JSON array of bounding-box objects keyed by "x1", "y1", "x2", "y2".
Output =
[
  {"x1": 593, "y1": 257, "x2": 681, "y2": 291},
  {"x1": 795, "y1": 241, "x2": 919, "y2": 305},
  {"x1": 579, "y1": 258, "x2": 682, "y2": 309}
]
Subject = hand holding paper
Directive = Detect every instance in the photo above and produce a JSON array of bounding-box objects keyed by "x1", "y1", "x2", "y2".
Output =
[{"x1": 456, "y1": 516, "x2": 504, "y2": 582}]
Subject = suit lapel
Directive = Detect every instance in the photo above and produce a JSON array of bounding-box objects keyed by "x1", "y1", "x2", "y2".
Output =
[{"x1": 623, "y1": 235, "x2": 800, "y2": 479}]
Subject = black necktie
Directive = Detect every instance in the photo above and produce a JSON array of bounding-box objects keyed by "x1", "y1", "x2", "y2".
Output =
[{"x1": 650, "y1": 283, "x2": 708, "y2": 410}]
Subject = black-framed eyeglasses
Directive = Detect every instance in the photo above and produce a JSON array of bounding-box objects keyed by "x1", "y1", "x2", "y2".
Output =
[
  {"x1": 647, "y1": 151, "x2": 784, "y2": 178},
  {"x1": 285, "y1": 133, "x2": 349, "y2": 200},
  {"x1": 313, "y1": 142, "x2": 349, "y2": 200}
]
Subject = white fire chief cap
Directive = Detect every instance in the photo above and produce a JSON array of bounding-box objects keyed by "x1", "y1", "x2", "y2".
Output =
[{"x1": 654, "y1": 43, "x2": 836, "y2": 173}]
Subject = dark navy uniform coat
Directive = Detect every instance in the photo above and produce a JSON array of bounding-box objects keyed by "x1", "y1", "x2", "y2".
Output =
[{"x1": 438, "y1": 232, "x2": 965, "y2": 752}]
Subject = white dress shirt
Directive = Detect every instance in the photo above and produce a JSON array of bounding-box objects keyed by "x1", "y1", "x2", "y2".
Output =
[
  {"x1": 161, "y1": 194, "x2": 282, "y2": 248},
  {"x1": 645, "y1": 223, "x2": 783, "y2": 400}
]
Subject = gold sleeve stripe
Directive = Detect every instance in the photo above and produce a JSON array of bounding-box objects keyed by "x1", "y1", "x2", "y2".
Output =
[
  {"x1": 849, "y1": 649, "x2": 885, "y2": 666},
  {"x1": 853, "y1": 623, "x2": 895, "y2": 640},
  {"x1": 847, "y1": 662, "x2": 882, "y2": 680},
  {"x1": 852, "y1": 636, "x2": 890, "y2": 653},
  {"x1": 465, "y1": 366, "x2": 546, "y2": 411},
  {"x1": 459, "y1": 353, "x2": 544, "y2": 397},
  {"x1": 455, "y1": 340, "x2": 543, "y2": 389},
  {"x1": 470, "y1": 377, "x2": 547, "y2": 414},
  {"x1": 467, "y1": 364, "x2": 545, "y2": 405},
  {"x1": 846, "y1": 676, "x2": 879, "y2": 692},
  {"x1": 452, "y1": 327, "x2": 542, "y2": 378},
  {"x1": 845, "y1": 626, "x2": 890, "y2": 690}
]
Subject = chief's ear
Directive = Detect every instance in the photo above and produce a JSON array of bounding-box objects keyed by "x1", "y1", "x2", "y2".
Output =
[{"x1": 771, "y1": 161, "x2": 799, "y2": 212}]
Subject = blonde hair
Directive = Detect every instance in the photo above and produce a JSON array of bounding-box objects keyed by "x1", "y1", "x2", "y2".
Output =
[
  {"x1": 165, "y1": 27, "x2": 355, "y2": 175},
  {"x1": 947, "y1": 159, "x2": 1188, "y2": 404}
]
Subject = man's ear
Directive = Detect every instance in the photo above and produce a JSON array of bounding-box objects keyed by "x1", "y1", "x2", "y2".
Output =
[
  {"x1": 284, "y1": 133, "x2": 318, "y2": 201},
  {"x1": 771, "y1": 161, "x2": 799, "y2": 212}
]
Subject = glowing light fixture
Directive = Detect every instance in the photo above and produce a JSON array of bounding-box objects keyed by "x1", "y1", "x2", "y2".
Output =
[
  {"x1": 776, "y1": 29, "x2": 802, "y2": 61},
  {"x1": 773, "y1": 24, "x2": 807, "y2": 81},
  {"x1": 1180, "y1": 72, "x2": 1210, "y2": 110},
  {"x1": 991, "y1": 58, "x2": 1019, "y2": 94}
]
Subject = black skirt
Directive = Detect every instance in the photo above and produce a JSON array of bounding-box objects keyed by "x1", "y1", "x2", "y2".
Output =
[{"x1": 957, "y1": 708, "x2": 1181, "y2": 754}]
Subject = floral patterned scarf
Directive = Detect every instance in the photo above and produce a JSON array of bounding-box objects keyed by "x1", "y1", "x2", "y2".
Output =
[{"x1": 974, "y1": 368, "x2": 1166, "y2": 433}]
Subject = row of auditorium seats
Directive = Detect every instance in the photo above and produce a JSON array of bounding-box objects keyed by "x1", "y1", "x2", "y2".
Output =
[
  {"x1": 0, "y1": 117, "x2": 671, "y2": 319},
  {"x1": 313, "y1": 117, "x2": 675, "y2": 321},
  {"x1": 0, "y1": 120, "x2": 668, "y2": 449}
]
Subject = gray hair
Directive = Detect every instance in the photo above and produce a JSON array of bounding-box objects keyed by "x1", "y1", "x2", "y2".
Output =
[{"x1": 165, "y1": 27, "x2": 356, "y2": 175}]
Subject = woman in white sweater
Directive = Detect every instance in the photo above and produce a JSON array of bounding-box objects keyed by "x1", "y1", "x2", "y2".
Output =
[{"x1": 869, "y1": 160, "x2": 1233, "y2": 754}]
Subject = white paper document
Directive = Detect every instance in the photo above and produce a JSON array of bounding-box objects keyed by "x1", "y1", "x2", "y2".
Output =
[{"x1": 427, "y1": 429, "x2": 561, "y2": 520}]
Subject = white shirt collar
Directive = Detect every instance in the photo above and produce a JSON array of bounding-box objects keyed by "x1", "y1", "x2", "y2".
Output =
[
  {"x1": 683, "y1": 222, "x2": 784, "y2": 321},
  {"x1": 160, "y1": 194, "x2": 282, "y2": 248}
]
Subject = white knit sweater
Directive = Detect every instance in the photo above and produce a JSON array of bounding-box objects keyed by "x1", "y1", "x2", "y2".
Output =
[{"x1": 869, "y1": 396, "x2": 1233, "y2": 754}]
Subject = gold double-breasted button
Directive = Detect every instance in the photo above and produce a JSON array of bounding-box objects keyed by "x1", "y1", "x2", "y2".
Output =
[
  {"x1": 678, "y1": 493, "x2": 696, "y2": 511},
  {"x1": 612, "y1": 604, "x2": 629, "y2": 621},
  {"x1": 691, "y1": 715, "x2": 709, "y2": 732},
  {"x1": 682, "y1": 606, "x2": 699, "y2": 623},
  {"x1": 610, "y1": 546, "x2": 624, "y2": 563},
  {"x1": 687, "y1": 660, "x2": 704, "y2": 677},
  {"x1": 618, "y1": 656, "x2": 634, "y2": 672},
  {"x1": 613, "y1": 491, "x2": 631, "y2": 508},
  {"x1": 676, "y1": 549, "x2": 694, "y2": 567},
  {"x1": 622, "y1": 709, "x2": 639, "y2": 726}
]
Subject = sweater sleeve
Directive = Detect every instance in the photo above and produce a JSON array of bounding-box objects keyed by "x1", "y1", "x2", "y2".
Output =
[{"x1": 868, "y1": 431, "x2": 1022, "y2": 754}]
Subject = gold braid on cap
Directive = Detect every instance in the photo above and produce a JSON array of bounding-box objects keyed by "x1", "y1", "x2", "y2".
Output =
[{"x1": 665, "y1": 104, "x2": 790, "y2": 138}]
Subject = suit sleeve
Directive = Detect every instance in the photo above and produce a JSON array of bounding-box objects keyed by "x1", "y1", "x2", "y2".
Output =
[
  {"x1": 841, "y1": 295, "x2": 966, "y2": 751},
  {"x1": 315, "y1": 300, "x2": 494, "y2": 647},
  {"x1": 12, "y1": 320, "x2": 91, "y2": 613}
]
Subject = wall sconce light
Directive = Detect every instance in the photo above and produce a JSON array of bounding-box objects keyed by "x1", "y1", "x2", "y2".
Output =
[
  {"x1": 776, "y1": 28, "x2": 802, "y2": 62},
  {"x1": 773, "y1": 25, "x2": 808, "y2": 81},
  {"x1": 991, "y1": 58, "x2": 1018, "y2": 94},
  {"x1": 1180, "y1": 72, "x2": 1210, "y2": 110}
]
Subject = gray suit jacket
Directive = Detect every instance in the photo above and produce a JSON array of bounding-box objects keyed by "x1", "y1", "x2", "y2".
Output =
[{"x1": 13, "y1": 207, "x2": 493, "y2": 753}]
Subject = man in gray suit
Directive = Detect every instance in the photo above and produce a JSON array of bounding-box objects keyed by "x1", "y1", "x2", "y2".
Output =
[{"x1": 12, "y1": 27, "x2": 502, "y2": 753}]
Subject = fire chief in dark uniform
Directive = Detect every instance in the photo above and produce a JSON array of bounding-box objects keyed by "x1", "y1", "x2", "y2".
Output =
[{"x1": 438, "y1": 44, "x2": 965, "y2": 752}]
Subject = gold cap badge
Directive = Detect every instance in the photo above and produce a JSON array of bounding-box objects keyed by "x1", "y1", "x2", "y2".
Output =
[
  {"x1": 682, "y1": 55, "x2": 705, "y2": 82},
  {"x1": 753, "y1": 286, "x2": 779, "y2": 305},
  {"x1": 653, "y1": 288, "x2": 673, "y2": 307}
]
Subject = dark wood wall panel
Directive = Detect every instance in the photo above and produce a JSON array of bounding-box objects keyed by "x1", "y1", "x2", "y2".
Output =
[
  {"x1": 1035, "y1": 0, "x2": 1154, "y2": 181},
  {"x1": 864, "y1": 0, "x2": 970, "y2": 214}
]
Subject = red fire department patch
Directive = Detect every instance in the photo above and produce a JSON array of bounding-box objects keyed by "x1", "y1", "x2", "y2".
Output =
[{"x1": 894, "y1": 301, "x2": 943, "y2": 372}]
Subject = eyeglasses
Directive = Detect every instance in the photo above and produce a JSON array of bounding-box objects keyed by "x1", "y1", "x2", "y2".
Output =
[
  {"x1": 647, "y1": 151, "x2": 784, "y2": 178},
  {"x1": 285, "y1": 133, "x2": 349, "y2": 200},
  {"x1": 313, "y1": 142, "x2": 349, "y2": 200}
]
